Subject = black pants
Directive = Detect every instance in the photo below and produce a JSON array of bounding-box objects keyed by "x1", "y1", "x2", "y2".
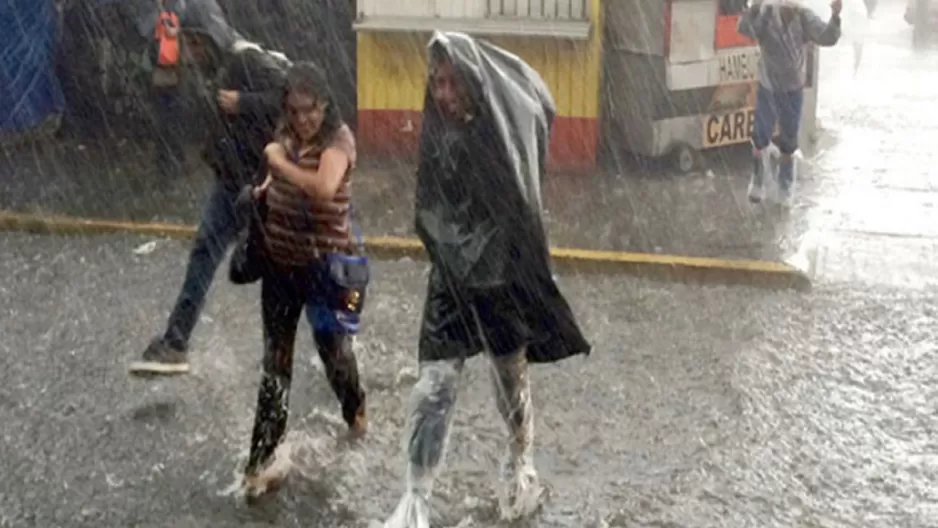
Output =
[
  {"x1": 163, "y1": 182, "x2": 242, "y2": 349},
  {"x1": 246, "y1": 265, "x2": 366, "y2": 474}
]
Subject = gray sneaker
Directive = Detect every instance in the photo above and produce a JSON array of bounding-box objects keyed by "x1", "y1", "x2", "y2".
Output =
[
  {"x1": 129, "y1": 338, "x2": 190, "y2": 376},
  {"x1": 748, "y1": 175, "x2": 765, "y2": 203},
  {"x1": 775, "y1": 158, "x2": 795, "y2": 208}
]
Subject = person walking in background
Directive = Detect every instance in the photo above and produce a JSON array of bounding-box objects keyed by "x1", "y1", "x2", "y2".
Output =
[
  {"x1": 738, "y1": 0, "x2": 842, "y2": 205},
  {"x1": 129, "y1": 8, "x2": 289, "y2": 376},
  {"x1": 383, "y1": 31, "x2": 590, "y2": 528},
  {"x1": 151, "y1": 0, "x2": 186, "y2": 179}
]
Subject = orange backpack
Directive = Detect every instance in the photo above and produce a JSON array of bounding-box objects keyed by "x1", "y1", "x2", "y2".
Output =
[{"x1": 154, "y1": 10, "x2": 180, "y2": 67}]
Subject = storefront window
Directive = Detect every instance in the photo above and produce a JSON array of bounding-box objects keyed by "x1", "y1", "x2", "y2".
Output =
[
  {"x1": 487, "y1": 0, "x2": 588, "y2": 20},
  {"x1": 354, "y1": 0, "x2": 590, "y2": 38}
]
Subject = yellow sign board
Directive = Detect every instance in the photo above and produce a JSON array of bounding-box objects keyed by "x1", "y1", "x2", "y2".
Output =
[{"x1": 702, "y1": 108, "x2": 756, "y2": 149}]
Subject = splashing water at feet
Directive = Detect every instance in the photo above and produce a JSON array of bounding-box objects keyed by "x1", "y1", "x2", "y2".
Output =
[
  {"x1": 217, "y1": 408, "x2": 368, "y2": 504},
  {"x1": 497, "y1": 456, "x2": 543, "y2": 522},
  {"x1": 383, "y1": 491, "x2": 432, "y2": 528}
]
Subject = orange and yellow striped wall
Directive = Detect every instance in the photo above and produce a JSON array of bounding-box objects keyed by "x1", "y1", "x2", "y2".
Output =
[{"x1": 356, "y1": 0, "x2": 603, "y2": 172}]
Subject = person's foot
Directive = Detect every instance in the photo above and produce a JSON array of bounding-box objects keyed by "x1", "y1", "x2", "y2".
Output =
[
  {"x1": 243, "y1": 463, "x2": 288, "y2": 499},
  {"x1": 775, "y1": 158, "x2": 795, "y2": 208},
  {"x1": 383, "y1": 491, "x2": 431, "y2": 528},
  {"x1": 776, "y1": 185, "x2": 794, "y2": 208},
  {"x1": 748, "y1": 149, "x2": 765, "y2": 203},
  {"x1": 128, "y1": 337, "x2": 189, "y2": 376},
  {"x1": 498, "y1": 456, "x2": 543, "y2": 521},
  {"x1": 747, "y1": 175, "x2": 765, "y2": 203},
  {"x1": 349, "y1": 406, "x2": 368, "y2": 438}
]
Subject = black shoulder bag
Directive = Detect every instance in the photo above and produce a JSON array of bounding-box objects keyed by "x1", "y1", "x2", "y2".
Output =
[{"x1": 228, "y1": 183, "x2": 268, "y2": 285}]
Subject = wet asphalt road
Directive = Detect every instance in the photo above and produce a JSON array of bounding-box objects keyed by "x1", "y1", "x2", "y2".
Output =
[
  {"x1": 3, "y1": 2, "x2": 938, "y2": 527},
  {"x1": 1, "y1": 230, "x2": 937, "y2": 528}
]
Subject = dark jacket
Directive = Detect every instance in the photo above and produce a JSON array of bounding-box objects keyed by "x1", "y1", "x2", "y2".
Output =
[
  {"x1": 737, "y1": 5, "x2": 841, "y2": 91},
  {"x1": 201, "y1": 46, "x2": 286, "y2": 188},
  {"x1": 162, "y1": 0, "x2": 288, "y2": 187}
]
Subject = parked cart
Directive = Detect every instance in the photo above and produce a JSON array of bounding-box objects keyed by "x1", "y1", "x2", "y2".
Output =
[{"x1": 601, "y1": 0, "x2": 820, "y2": 172}]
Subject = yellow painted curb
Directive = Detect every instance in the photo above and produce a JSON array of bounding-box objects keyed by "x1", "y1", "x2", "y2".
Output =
[{"x1": 0, "y1": 210, "x2": 810, "y2": 291}]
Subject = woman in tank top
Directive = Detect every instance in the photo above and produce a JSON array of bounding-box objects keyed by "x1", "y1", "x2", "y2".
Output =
[{"x1": 242, "y1": 62, "x2": 366, "y2": 497}]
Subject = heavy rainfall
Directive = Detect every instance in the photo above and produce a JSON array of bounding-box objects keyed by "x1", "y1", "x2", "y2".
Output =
[{"x1": 1, "y1": 0, "x2": 936, "y2": 526}]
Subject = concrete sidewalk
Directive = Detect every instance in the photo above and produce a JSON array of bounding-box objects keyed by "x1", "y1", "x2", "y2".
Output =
[
  {"x1": 4, "y1": 2, "x2": 938, "y2": 288},
  {"x1": 0, "y1": 137, "x2": 789, "y2": 261}
]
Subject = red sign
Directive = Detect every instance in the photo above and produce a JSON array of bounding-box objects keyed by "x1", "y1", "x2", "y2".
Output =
[{"x1": 715, "y1": 14, "x2": 756, "y2": 49}]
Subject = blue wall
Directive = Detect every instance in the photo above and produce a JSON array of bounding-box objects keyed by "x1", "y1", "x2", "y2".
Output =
[{"x1": 0, "y1": 0, "x2": 64, "y2": 136}]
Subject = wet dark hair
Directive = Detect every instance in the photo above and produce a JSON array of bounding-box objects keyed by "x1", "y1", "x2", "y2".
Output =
[{"x1": 283, "y1": 61, "x2": 343, "y2": 142}]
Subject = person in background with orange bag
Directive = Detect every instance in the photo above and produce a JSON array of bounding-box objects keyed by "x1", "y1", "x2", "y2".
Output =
[{"x1": 151, "y1": 0, "x2": 186, "y2": 180}]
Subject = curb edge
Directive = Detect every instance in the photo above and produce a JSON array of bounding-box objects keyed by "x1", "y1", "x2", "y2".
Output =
[{"x1": 0, "y1": 210, "x2": 811, "y2": 291}]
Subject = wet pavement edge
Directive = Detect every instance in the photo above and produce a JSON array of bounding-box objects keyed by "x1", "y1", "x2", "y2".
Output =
[{"x1": 0, "y1": 209, "x2": 811, "y2": 291}]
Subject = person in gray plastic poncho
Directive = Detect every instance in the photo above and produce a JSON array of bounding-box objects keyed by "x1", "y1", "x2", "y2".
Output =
[{"x1": 383, "y1": 31, "x2": 591, "y2": 527}]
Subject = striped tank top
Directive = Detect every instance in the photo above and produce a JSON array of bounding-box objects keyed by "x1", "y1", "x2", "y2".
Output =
[{"x1": 264, "y1": 124, "x2": 356, "y2": 267}]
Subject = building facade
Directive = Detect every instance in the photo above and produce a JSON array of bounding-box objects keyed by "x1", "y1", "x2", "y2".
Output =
[{"x1": 354, "y1": 0, "x2": 604, "y2": 171}]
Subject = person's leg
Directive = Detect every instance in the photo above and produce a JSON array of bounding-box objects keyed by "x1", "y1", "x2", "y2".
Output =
[
  {"x1": 244, "y1": 271, "x2": 304, "y2": 496},
  {"x1": 774, "y1": 88, "x2": 805, "y2": 205},
  {"x1": 130, "y1": 182, "x2": 242, "y2": 375},
  {"x1": 469, "y1": 288, "x2": 541, "y2": 521},
  {"x1": 386, "y1": 269, "x2": 477, "y2": 528},
  {"x1": 488, "y1": 348, "x2": 540, "y2": 520},
  {"x1": 162, "y1": 182, "x2": 243, "y2": 346},
  {"x1": 749, "y1": 84, "x2": 779, "y2": 203},
  {"x1": 310, "y1": 326, "x2": 367, "y2": 436},
  {"x1": 305, "y1": 258, "x2": 368, "y2": 435},
  {"x1": 385, "y1": 358, "x2": 465, "y2": 528}
]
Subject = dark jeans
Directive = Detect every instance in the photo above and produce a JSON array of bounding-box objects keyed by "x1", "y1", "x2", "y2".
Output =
[
  {"x1": 753, "y1": 84, "x2": 804, "y2": 155},
  {"x1": 752, "y1": 85, "x2": 804, "y2": 190},
  {"x1": 246, "y1": 263, "x2": 365, "y2": 474},
  {"x1": 154, "y1": 88, "x2": 186, "y2": 178},
  {"x1": 162, "y1": 182, "x2": 243, "y2": 349}
]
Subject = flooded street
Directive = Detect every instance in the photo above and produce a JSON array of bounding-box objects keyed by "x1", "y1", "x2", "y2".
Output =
[
  {"x1": 2, "y1": 1, "x2": 938, "y2": 527},
  {"x1": 1, "y1": 229, "x2": 936, "y2": 527}
]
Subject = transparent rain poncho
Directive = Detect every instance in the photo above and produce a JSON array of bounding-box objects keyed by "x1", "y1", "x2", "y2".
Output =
[
  {"x1": 383, "y1": 30, "x2": 591, "y2": 528},
  {"x1": 384, "y1": 311, "x2": 540, "y2": 528}
]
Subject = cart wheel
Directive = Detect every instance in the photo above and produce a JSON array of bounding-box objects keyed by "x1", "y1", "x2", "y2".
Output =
[{"x1": 672, "y1": 144, "x2": 697, "y2": 173}]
